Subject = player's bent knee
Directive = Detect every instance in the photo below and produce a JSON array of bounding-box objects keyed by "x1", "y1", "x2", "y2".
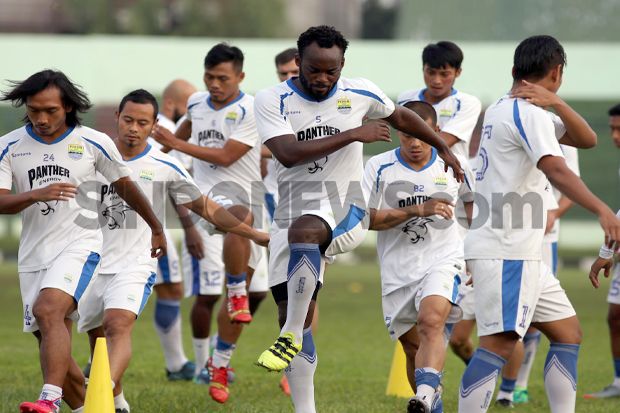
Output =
[
  {"x1": 288, "y1": 215, "x2": 330, "y2": 245},
  {"x1": 102, "y1": 312, "x2": 135, "y2": 337},
  {"x1": 416, "y1": 313, "x2": 445, "y2": 338}
]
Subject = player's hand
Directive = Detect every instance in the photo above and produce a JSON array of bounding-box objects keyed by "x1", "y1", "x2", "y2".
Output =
[
  {"x1": 151, "y1": 231, "x2": 167, "y2": 259},
  {"x1": 589, "y1": 257, "x2": 613, "y2": 288},
  {"x1": 184, "y1": 225, "x2": 205, "y2": 260},
  {"x1": 252, "y1": 230, "x2": 270, "y2": 247},
  {"x1": 419, "y1": 198, "x2": 454, "y2": 219},
  {"x1": 437, "y1": 147, "x2": 465, "y2": 183},
  {"x1": 352, "y1": 121, "x2": 392, "y2": 144},
  {"x1": 545, "y1": 209, "x2": 558, "y2": 235},
  {"x1": 31, "y1": 182, "x2": 78, "y2": 202},
  {"x1": 511, "y1": 80, "x2": 561, "y2": 108},
  {"x1": 598, "y1": 208, "x2": 620, "y2": 251},
  {"x1": 151, "y1": 124, "x2": 177, "y2": 150}
]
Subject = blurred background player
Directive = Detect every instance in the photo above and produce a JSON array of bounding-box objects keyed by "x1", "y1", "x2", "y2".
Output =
[
  {"x1": 152, "y1": 43, "x2": 267, "y2": 404},
  {"x1": 0, "y1": 70, "x2": 166, "y2": 413},
  {"x1": 459, "y1": 35, "x2": 620, "y2": 413},
  {"x1": 584, "y1": 103, "x2": 620, "y2": 400},
  {"x1": 363, "y1": 101, "x2": 474, "y2": 413},
  {"x1": 79, "y1": 89, "x2": 268, "y2": 413},
  {"x1": 254, "y1": 25, "x2": 463, "y2": 413}
]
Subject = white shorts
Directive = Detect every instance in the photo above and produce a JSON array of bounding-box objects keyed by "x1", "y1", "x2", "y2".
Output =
[
  {"x1": 382, "y1": 261, "x2": 463, "y2": 341},
  {"x1": 155, "y1": 229, "x2": 182, "y2": 285},
  {"x1": 468, "y1": 259, "x2": 576, "y2": 337},
  {"x1": 78, "y1": 265, "x2": 156, "y2": 332},
  {"x1": 607, "y1": 263, "x2": 620, "y2": 305},
  {"x1": 183, "y1": 220, "x2": 267, "y2": 296},
  {"x1": 541, "y1": 241, "x2": 559, "y2": 276},
  {"x1": 455, "y1": 280, "x2": 475, "y2": 321},
  {"x1": 268, "y1": 205, "x2": 368, "y2": 288},
  {"x1": 19, "y1": 249, "x2": 101, "y2": 333}
]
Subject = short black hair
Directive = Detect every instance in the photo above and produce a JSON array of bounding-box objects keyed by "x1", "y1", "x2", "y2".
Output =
[
  {"x1": 275, "y1": 47, "x2": 297, "y2": 67},
  {"x1": 609, "y1": 103, "x2": 620, "y2": 117},
  {"x1": 422, "y1": 41, "x2": 463, "y2": 70},
  {"x1": 1, "y1": 69, "x2": 91, "y2": 127},
  {"x1": 118, "y1": 89, "x2": 158, "y2": 120},
  {"x1": 204, "y1": 43, "x2": 244, "y2": 71},
  {"x1": 403, "y1": 101, "x2": 437, "y2": 126},
  {"x1": 513, "y1": 35, "x2": 566, "y2": 81},
  {"x1": 297, "y1": 25, "x2": 349, "y2": 58}
]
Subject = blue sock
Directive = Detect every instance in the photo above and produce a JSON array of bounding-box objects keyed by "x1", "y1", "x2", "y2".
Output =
[
  {"x1": 459, "y1": 348, "x2": 506, "y2": 411},
  {"x1": 154, "y1": 299, "x2": 180, "y2": 333},
  {"x1": 226, "y1": 272, "x2": 247, "y2": 285},
  {"x1": 523, "y1": 330, "x2": 542, "y2": 345},
  {"x1": 544, "y1": 343, "x2": 579, "y2": 390},
  {"x1": 431, "y1": 396, "x2": 443, "y2": 413},
  {"x1": 614, "y1": 358, "x2": 620, "y2": 378},
  {"x1": 500, "y1": 377, "x2": 517, "y2": 393}
]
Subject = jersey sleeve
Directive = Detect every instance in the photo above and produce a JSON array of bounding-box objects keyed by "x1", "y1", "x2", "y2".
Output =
[
  {"x1": 228, "y1": 103, "x2": 258, "y2": 148},
  {"x1": 89, "y1": 134, "x2": 132, "y2": 183},
  {"x1": 254, "y1": 88, "x2": 296, "y2": 143},
  {"x1": 440, "y1": 94, "x2": 482, "y2": 145},
  {"x1": 358, "y1": 79, "x2": 396, "y2": 120},
  {"x1": 362, "y1": 156, "x2": 382, "y2": 210},
  {"x1": 547, "y1": 111, "x2": 567, "y2": 140},
  {"x1": 458, "y1": 156, "x2": 475, "y2": 203},
  {"x1": 514, "y1": 101, "x2": 564, "y2": 165},
  {"x1": 0, "y1": 140, "x2": 14, "y2": 190},
  {"x1": 163, "y1": 157, "x2": 203, "y2": 205},
  {"x1": 185, "y1": 92, "x2": 203, "y2": 122},
  {"x1": 561, "y1": 144, "x2": 580, "y2": 176}
]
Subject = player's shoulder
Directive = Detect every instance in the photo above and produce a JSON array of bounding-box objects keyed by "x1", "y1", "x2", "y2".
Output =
[
  {"x1": 0, "y1": 126, "x2": 27, "y2": 146},
  {"x1": 452, "y1": 89, "x2": 481, "y2": 107},
  {"x1": 187, "y1": 91, "x2": 208, "y2": 109},
  {"x1": 146, "y1": 147, "x2": 190, "y2": 178},
  {"x1": 397, "y1": 88, "x2": 424, "y2": 105},
  {"x1": 235, "y1": 92, "x2": 254, "y2": 117},
  {"x1": 339, "y1": 77, "x2": 382, "y2": 93},
  {"x1": 513, "y1": 97, "x2": 554, "y2": 123},
  {"x1": 156, "y1": 114, "x2": 176, "y2": 132},
  {"x1": 366, "y1": 149, "x2": 398, "y2": 169},
  {"x1": 76, "y1": 125, "x2": 114, "y2": 145}
]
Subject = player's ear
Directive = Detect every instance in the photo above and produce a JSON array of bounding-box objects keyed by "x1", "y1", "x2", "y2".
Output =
[
  {"x1": 114, "y1": 110, "x2": 120, "y2": 123},
  {"x1": 238, "y1": 71, "x2": 245, "y2": 83},
  {"x1": 455, "y1": 67, "x2": 462, "y2": 78},
  {"x1": 295, "y1": 54, "x2": 301, "y2": 69},
  {"x1": 434, "y1": 125, "x2": 440, "y2": 132},
  {"x1": 340, "y1": 56, "x2": 345, "y2": 70}
]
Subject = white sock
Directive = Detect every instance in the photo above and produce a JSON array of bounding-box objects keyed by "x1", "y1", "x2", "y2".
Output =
[
  {"x1": 414, "y1": 367, "x2": 441, "y2": 408},
  {"x1": 459, "y1": 348, "x2": 506, "y2": 413},
  {"x1": 285, "y1": 328, "x2": 317, "y2": 413},
  {"x1": 114, "y1": 390, "x2": 130, "y2": 412},
  {"x1": 192, "y1": 337, "x2": 210, "y2": 375},
  {"x1": 544, "y1": 343, "x2": 579, "y2": 413},
  {"x1": 154, "y1": 299, "x2": 189, "y2": 372},
  {"x1": 72, "y1": 407, "x2": 84, "y2": 413},
  {"x1": 212, "y1": 337, "x2": 235, "y2": 369},
  {"x1": 496, "y1": 390, "x2": 514, "y2": 401},
  {"x1": 613, "y1": 377, "x2": 620, "y2": 387},
  {"x1": 39, "y1": 383, "x2": 62, "y2": 411},
  {"x1": 226, "y1": 273, "x2": 247, "y2": 297},
  {"x1": 281, "y1": 244, "x2": 321, "y2": 342},
  {"x1": 516, "y1": 331, "x2": 541, "y2": 388}
]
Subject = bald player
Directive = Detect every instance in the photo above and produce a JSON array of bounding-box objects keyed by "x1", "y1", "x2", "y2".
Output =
[{"x1": 151, "y1": 79, "x2": 200, "y2": 381}]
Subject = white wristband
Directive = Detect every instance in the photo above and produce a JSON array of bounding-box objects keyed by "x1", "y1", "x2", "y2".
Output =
[{"x1": 599, "y1": 245, "x2": 614, "y2": 260}]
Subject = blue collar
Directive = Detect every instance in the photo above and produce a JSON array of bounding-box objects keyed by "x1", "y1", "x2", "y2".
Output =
[
  {"x1": 126, "y1": 143, "x2": 152, "y2": 161},
  {"x1": 26, "y1": 124, "x2": 74, "y2": 145},
  {"x1": 395, "y1": 147, "x2": 437, "y2": 172},
  {"x1": 286, "y1": 78, "x2": 338, "y2": 102},
  {"x1": 418, "y1": 88, "x2": 457, "y2": 104},
  {"x1": 207, "y1": 91, "x2": 245, "y2": 111}
]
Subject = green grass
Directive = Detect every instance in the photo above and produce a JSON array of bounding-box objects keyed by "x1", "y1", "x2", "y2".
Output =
[{"x1": 1, "y1": 261, "x2": 620, "y2": 412}]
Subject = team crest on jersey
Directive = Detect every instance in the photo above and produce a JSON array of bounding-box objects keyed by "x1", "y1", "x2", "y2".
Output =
[
  {"x1": 225, "y1": 111, "x2": 238, "y2": 123},
  {"x1": 434, "y1": 176, "x2": 448, "y2": 189},
  {"x1": 139, "y1": 169, "x2": 155, "y2": 181},
  {"x1": 337, "y1": 97, "x2": 352, "y2": 114},
  {"x1": 439, "y1": 109, "x2": 453, "y2": 118},
  {"x1": 68, "y1": 144, "x2": 84, "y2": 160}
]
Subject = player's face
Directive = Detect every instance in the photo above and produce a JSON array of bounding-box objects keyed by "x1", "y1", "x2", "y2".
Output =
[
  {"x1": 276, "y1": 59, "x2": 299, "y2": 82},
  {"x1": 397, "y1": 118, "x2": 435, "y2": 165},
  {"x1": 25, "y1": 86, "x2": 70, "y2": 140},
  {"x1": 297, "y1": 42, "x2": 344, "y2": 100},
  {"x1": 203, "y1": 62, "x2": 244, "y2": 105},
  {"x1": 116, "y1": 101, "x2": 156, "y2": 148},
  {"x1": 610, "y1": 116, "x2": 620, "y2": 148},
  {"x1": 422, "y1": 65, "x2": 461, "y2": 100}
]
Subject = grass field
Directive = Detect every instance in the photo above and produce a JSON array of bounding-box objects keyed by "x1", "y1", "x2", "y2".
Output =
[{"x1": 1, "y1": 261, "x2": 620, "y2": 412}]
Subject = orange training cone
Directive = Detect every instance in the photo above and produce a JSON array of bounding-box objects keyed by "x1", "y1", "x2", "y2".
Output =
[
  {"x1": 386, "y1": 341, "x2": 414, "y2": 398},
  {"x1": 84, "y1": 337, "x2": 115, "y2": 413}
]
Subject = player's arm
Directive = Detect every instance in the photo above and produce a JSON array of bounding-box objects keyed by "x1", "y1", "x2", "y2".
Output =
[
  {"x1": 111, "y1": 176, "x2": 166, "y2": 258},
  {"x1": 589, "y1": 209, "x2": 620, "y2": 288},
  {"x1": 175, "y1": 118, "x2": 192, "y2": 142},
  {"x1": 183, "y1": 196, "x2": 268, "y2": 246},
  {"x1": 369, "y1": 198, "x2": 453, "y2": 231},
  {"x1": 538, "y1": 155, "x2": 620, "y2": 244},
  {"x1": 151, "y1": 124, "x2": 251, "y2": 166},
  {"x1": 512, "y1": 80, "x2": 596, "y2": 148},
  {"x1": 438, "y1": 132, "x2": 460, "y2": 147},
  {"x1": 384, "y1": 106, "x2": 464, "y2": 181},
  {"x1": 0, "y1": 183, "x2": 79, "y2": 214},
  {"x1": 174, "y1": 201, "x2": 205, "y2": 259}
]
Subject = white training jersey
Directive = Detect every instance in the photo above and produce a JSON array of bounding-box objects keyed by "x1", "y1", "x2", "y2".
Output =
[
  {"x1": 544, "y1": 144, "x2": 580, "y2": 243},
  {"x1": 97, "y1": 144, "x2": 201, "y2": 274},
  {"x1": 186, "y1": 91, "x2": 261, "y2": 203},
  {"x1": 0, "y1": 125, "x2": 131, "y2": 272},
  {"x1": 465, "y1": 96, "x2": 566, "y2": 260},
  {"x1": 363, "y1": 149, "x2": 474, "y2": 295},
  {"x1": 148, "y1": 113, "x2": 193, "y2": 171},
  {"x1": 397, "y1": 88, "x2": 481, "y2": 161},
  {"x1": 254, "y1": 77, "x2": 395, "y2": 228}
]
